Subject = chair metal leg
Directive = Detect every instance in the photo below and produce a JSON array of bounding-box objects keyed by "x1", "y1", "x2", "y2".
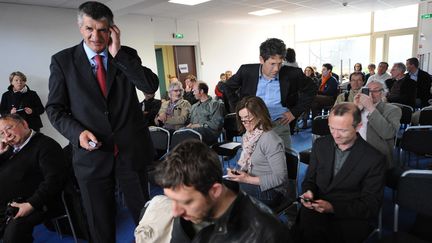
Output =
[{"x1": 62, "y1": 192, "x2": 78, "y2": 243}]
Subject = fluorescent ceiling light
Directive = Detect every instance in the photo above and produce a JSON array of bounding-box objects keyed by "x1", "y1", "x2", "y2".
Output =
[
  {"x1": 248, "y1": 8, "x2": 281, "y2": 16},
  {"x1": 168, "y1": 0, "x2": 212, "y2": 6}
]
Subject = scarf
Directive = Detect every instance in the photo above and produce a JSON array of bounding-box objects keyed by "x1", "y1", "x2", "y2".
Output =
[
  {"x1": 237, "y1": 128, "x2": 264, "y2": 173},
  {"x1": 319, "y1": 72, "x2": 332, "y2": 92},
  {"x1": 166, "y1": 99, "x2": 180, "y2": 117}
]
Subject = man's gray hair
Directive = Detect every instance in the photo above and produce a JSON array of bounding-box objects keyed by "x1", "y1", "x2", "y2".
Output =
[
  {"x1": 393, "y1": 62, "x2": 406, "y2": 73},
  {"x1": 77, "y1": 1, "x2": 114, "y2": 27}
]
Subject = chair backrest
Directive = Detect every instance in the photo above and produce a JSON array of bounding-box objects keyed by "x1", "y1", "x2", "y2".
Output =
[
  {"x1": 149, "y1": 126, "x2": 170, "y2": 160},
  {"x1": 391, "y1": 103, "x2": 413, "y2": 126},
  {"x1": 312, "y1": 115, "x2": 330, "y2": 140},
  {"x1": 286, "y1": 152, "x2": 299, "y2": 181},
  {"x1": 223, "y1": 113, "x2": 243, "y2": 141},
  {"x1": 171, "y1": 128, "x2": 202, "y2": 150},
  {"x1": 394, "y1": 170, "x2": 432, "y2": 232},
  {"x1": 419, "y1": 106, "x2": 432, "y2": 125},
  {"x1": 400, "y1": 125, "x2": 432, "y2": 156}
]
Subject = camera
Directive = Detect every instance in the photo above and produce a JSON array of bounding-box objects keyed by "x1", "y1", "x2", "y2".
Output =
[{"x1": 361, "y1": 87, "x2": 370, "y2": 95}]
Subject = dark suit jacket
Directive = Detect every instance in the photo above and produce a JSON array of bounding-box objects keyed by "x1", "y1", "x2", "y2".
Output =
[
  {"x1": 224, "y1": 64, "x2": 316, "y2": 117},
  {"x1": 302, "y1": 135, "x2": 386, "y2": 220},
  {"x1": 0, "y1": 133, "x2": 66, "y2": 212},
  {"x1": 46, "y1": 43, "x2": 159, "y2": 179},
  {"x1": 386, "y1": 76, "x2": 417, "y2": 108},
  {"x1": 406, "y1": 69, "x2": 432, "y2": 107}
]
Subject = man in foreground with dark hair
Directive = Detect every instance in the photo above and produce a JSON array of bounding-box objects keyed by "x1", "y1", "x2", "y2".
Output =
[
  {"x1": 155, "y1": 140, "x2": 292, "y2": 242},
  {"x1": 0, "y1": 114, "x2": 66, "y2": 243},
  {"x1": 294, "y1": 102, "x2": 386, "y2": 243}
]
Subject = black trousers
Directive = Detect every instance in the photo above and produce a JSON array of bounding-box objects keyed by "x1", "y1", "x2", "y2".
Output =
[
  {"x1": 293, "y1": 206, "x2": 372, "y2": 243},
  {"x1": 76, "y1": 156, "x2": 149, "y2": 243},
  {"x1": 2, "y1": 210, "x2": 45, "y2": 243}
]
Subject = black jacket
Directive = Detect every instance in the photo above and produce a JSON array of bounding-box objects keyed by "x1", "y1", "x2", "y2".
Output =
[
  {"x1": 224, "y1": 64, "x2": 316, "y2": 117},
  {"x1": 0, "y1": 133, "x2": 66, "y2": 212},
  {"x1": 386, "y1": 76, "x2": 417, "y2": 108},
  {"x1": 0, "y1": 85, "x2": 44, "y2": 130},
  {"x1": 406, "y1": 69, "x2": 432, "y2": 107},
  {"x1": 141, "y1": 97, "x2": 161, "y2": 126},
  {"x1": 46, "y1": 44, "x2": 158, "y2": 177},
  {"x1": 171, "y1": 185, "x2": 292, "y2": 243}
]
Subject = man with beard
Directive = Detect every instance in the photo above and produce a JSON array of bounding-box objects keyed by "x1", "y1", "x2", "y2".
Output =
[{"x1": 155, "y1": 140, "x2": 292, "y2": 243}]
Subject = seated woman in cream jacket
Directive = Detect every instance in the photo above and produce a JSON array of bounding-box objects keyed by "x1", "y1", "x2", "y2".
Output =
[{"x1": 155, "y1": 81, "x2": 191, "y2": 131}]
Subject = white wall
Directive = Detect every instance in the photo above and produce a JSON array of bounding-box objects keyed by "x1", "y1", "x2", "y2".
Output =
[
  {"x1": 0, "y1": 4, "x2": 78, "y2": 146},
  {"x1": 0, "y1": 2, "x2": 295, "y2": 145}
]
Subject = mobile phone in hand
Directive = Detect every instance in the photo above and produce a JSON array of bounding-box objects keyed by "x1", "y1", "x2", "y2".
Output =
[
  {"x1": 361, "y1": 87, "x2": 369, "y2": 95},
  {"x1": 297, "y1": 196, "x2": 316, "y2": 203}
]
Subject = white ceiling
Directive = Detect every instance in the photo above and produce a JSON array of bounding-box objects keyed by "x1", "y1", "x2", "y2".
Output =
[{"x1": 0, "y1": 0, "x2": 421, "y2": 23}]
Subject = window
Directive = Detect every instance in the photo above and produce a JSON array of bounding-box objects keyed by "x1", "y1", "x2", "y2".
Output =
[{"x1": 296, "y1": 36, "x2": 370, "y2": 80}]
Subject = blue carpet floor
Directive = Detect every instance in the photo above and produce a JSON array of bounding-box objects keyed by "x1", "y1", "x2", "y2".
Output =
[{"x1": 32, "y1": 126, "x2": 431, "y2": 242}]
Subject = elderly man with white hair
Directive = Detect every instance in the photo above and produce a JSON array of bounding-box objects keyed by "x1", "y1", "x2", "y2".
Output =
[{"x1": 354, "y1": 81, "x2": 401, "y2": 169}]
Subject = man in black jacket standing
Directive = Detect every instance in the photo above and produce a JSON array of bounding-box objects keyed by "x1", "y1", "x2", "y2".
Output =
[
  {"x1": 0, "y1": 114, "x2": 66, "y2": 243},
  {"x1": 224, "y1": 38, "x2": 316, "y2": 154},
  {"x1": 46, "y1": 2, "x2": 159, "y2": 242},
  {"x1": 155, "y1": 140, "x2": 292, "y2": 243}
]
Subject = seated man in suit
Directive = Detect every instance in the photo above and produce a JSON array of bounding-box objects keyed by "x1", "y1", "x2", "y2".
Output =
[
  {"x1": 186, "y1": 81, "x2": 224, "y2": 146},
  {"x1": 354, "y1": 81, "x2": 401, "y2": 169},
  {"x1": 385, "y1": 62, "x2": 417, "y2": 108},
  {"x1": 154, "y1": 140, "x2": 292, "y2": 242},
  {"x1": 0, "y1": 114, "x2": 66, "y2": 243},
  {"x1": 406, "y1": 57, "x2": 432, "y2": 108},
  {"x1": 293, "y1": 102, "x2": 386, "y2": 243}
]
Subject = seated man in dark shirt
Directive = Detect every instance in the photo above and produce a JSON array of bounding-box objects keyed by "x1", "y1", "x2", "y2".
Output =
[
  {"x1": 0, "y1": 114, "x2": 66, "y2": 243},
  {"x1": 385, "y1": 62, "x2": 417, "y2": 108},
  {"x1": 155, "y1": 140, "x2": 292, "y2": 243}
]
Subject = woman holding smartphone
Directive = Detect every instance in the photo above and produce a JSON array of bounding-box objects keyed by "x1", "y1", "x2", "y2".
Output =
[
  {"x1": 227, "y1": 96, "x2": 288, "y2": 208},
  {"x1": 0, "y1": 71, "x2": 44, "y2": 131}
]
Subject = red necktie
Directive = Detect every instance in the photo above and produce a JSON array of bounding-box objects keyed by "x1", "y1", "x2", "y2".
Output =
[
  {"x1": 95, "y1": 55, "x2": 118, "y2": 156},
  {"x1": 94, "y1": 55, "x2": 107, "y2": 97}
]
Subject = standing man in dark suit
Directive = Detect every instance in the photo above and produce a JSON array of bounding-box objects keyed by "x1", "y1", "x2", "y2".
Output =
[
  {"x1": 224, "y1": 38, "x2": 315, "y2": 154},
  {"x1": 406, "y1": 57, "x2": 432, "y2": 108},
  {"x1": 294, "y1": 102, "x2": 386, "y2": 243},
  {"x1": 46, "y1": 2, "x2": 159, "y2": 242}
]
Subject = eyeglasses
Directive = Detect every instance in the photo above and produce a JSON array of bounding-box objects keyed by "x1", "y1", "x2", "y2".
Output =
[
  {"x1": 369, "y1": 89, "x2": 383, "y2": 93},
  {"x1": 171, "y1": 89, "x2": 181, "y2": 93},
  {"x1": 240, "y1": 116, "x2": 254, "y2": 124},
  {"x1": 0, "y1": 124, "x2": 16, "y2": 138}
]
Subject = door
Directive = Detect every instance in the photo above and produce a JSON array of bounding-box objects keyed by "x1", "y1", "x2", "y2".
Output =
[
  {"x1": 155, "y1": 48, "x2": 166, "y2": 98},
  {"x1": 173, "y1": 46, "x2": 197, "y2": 85}
]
